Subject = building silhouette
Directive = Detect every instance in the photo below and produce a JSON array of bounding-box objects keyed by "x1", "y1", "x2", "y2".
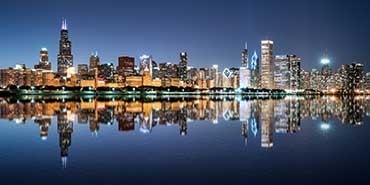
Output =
[{"x1": 57, "y1": 18, "x2": 73, "y2": 77}]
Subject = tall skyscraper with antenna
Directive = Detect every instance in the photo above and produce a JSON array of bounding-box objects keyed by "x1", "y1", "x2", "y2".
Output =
[
  {"x1": 240, "y1": 42, "x2": 251, "y2": 88},
  {"x1": 241, "y1": 42, "x2": 248, "y2": 67},
  {"x1": 57, "y1": 18, "x2": 73, "y2": 77}
]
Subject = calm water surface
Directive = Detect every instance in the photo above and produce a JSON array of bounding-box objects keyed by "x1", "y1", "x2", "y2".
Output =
[{"x1": 0, "y1": 96, "x2": 370, "y2": 185}]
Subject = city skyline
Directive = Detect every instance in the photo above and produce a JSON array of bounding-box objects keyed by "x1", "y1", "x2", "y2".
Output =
[{"x1": 1, "y1": 0, "x2": 370, "y2": 71}]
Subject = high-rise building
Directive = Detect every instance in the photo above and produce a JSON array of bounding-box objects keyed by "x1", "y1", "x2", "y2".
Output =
[
  {"x1": 365, "y1": 72, "x2": 370, "y2": 90},
  {"x1": 98, "y1": 63, "x2": 115, "y2": 82},
  {"x1": 274, "y1": 55, "x2": 289, "y2": 90},
  {"x1": 139, "y1": 55, "x2": 153, "y2": 77},
  {"x1": 209, "y1": 65, "x2": 219, "y2": 88},
  {"x1": 77, "y1": 64, "x2": 89, "y2": 79},
  {"x1": 187, "y1": 67, "x2": 198, "y2": 83},
  {"x1": 158, "y1": 63, "x2": 178, "y2": 79},
  {"x1": 241, "y1": 42, "x2": 248, "y2": 68},
  {"x1": 240, "y1": 42, "x2": 251, "y2": 88},
  {"x1": 57, "y1": 18, "x2": 73, "y2": 77},
  {"x1": 89, "y1": 52, "x2": 100, "y2": 71},
  {"x1": 117, "y1": 56, "x2": 135, "y2": 77},
  {"x1": 179, "y1": 52, "x2": 188, "y2": 81},
  {"x1": 250, "y1": 51, "x2": 260, "y2": 89},
  {"x1": 340, "y1": 63, "x2": 364, "y2": 94},
  {"x1": 288, "y1": 55, "x2": 301, "y2": 91},
  {"x1": 261, "y1": 40, "x2": 274, "y2": 89},
  {"x1": 34, "y1": 48, "x2": 51, "y2": 70},
  {"x1": 274, "y1": 55, "x2": 301, "y2": 91}
]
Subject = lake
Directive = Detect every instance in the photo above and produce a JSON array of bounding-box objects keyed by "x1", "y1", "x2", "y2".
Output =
[{"x1": 0, "y1": 96, "x2": 369, "y2": 185}]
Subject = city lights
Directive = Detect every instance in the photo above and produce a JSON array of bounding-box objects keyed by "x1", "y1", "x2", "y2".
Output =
[{"x1": 0, "y1": 19, "x2": 368, "y2": 96}]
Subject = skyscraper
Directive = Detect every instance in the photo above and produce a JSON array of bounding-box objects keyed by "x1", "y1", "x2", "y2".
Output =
[
  {"x1": 117, "y1": 56, "x2": 135, "y2": 77},
  {"x1": 34, "y1": 48, "x2": 51, "y2": 70},
  {"x1": 274, "y1": 55, "x2": 289, "y2": 90},
  {"x1": 250, "y1": 51, "x2": 260, "y2": 89},
  {"x1": 98, "y1": 63, "x2": 115, "y2": 82},
  {"x1": 261, "y1": 40, "x2": 274, "y2": 89},
  {"x1": 340, "y1": 63, "x2": 364, "y2": 94},
  {"x1": 241, "y1": 42, "x2": 248, "y2": 68},
  {"x1": 274, "y1": 55, "x2": 301, "y2": 91},
  {"x1": 139, "y1": 55, "x2": 153, "y2": 77},
  {"x1": 57, "y1": 18, "x2": 73, "y2": 77},
  {"x1": 77, "y1": 64, "x2": 89, "y2": 79},
  {"x1": 288, "y1": 55, "x2": 302, "y2": 91},
  {"x1": 89, "y1": 52, "x2": 100, "y2": 71},
  {"x1": 179, "y1": 52, "x2": 188, "y2": 81},
  {"x1": 240, "y1": 42, "x2": 251, "y2": 88}
]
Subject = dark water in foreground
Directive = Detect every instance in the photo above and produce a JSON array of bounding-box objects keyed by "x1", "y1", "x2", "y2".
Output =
[{"x1": 0, "y1": 96, "x2": 370, "y2": 185}]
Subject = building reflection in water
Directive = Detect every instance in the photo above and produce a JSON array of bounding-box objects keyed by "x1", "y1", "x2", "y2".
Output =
[
  {"x1": 0, "y1": 96, "x2": 369, "y2": 167},
  {"x1": 57, "y1": 104, "x2": 74, "y2": 168}
]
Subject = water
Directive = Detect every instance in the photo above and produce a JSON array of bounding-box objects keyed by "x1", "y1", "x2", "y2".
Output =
[{"x1": 0, "y1": 96, "x2": 370, "y2": 185}]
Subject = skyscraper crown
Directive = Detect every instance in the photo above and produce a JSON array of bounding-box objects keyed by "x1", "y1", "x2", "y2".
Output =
[{"x1": 61, "y1": 18, "x2": 68, "y2": 30}]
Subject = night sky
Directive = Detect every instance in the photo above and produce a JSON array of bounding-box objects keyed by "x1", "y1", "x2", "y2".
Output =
[{"x1": 1, "y1": 0, "x2": 370, "y2": 71}]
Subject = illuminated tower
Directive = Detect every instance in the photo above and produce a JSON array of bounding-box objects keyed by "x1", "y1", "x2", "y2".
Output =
[
  {"x1": 34, "y1": 48, "x2": 51, "y2": 70},
  {"x1": 240, "y1": 42, "x2": 251, "y2": 88},
  {"x1": 179, "y1": 52, "x2": 188, "y2": 81},
  {"x1": 89, "y1": 51, "x2": 100, "y2": 71},
  {"x1": 288, "y1": 55, "x2": 302, "y2": 91},
  {"x1": 241, "y1": 42, "x2": 248, "y2": 67},
  {"x1": 140, "y1": 54, "x2": 153, "y2": 76},
  {"x1": 250, "y1": 51, "x2": 260, "y2": 88},
  {"x1": 261, "y1": 40, "x2": 274, "y2": 89},
  {"x1": 274, "y1": 55, "x2": 289, "y2": 90},
  {"x1": 57, "y1": 18, "x2": 73, "y2": 77}
]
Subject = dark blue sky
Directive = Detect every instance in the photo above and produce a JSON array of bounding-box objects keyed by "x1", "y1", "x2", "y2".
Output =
[{"x1": 1, "y1": 0, "x2": 370, "y2": 71}]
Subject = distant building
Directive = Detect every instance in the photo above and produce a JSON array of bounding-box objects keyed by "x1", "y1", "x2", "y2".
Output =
[
  {"x1": 89, "y1": 52, "x2": 100, "y2": 71},
  {"x1": 179, "y1": 52, "x2": 188, "y2": 81},
  {"x1": 288, "y1": 55, "x2": 302, "y2": 91},
  {"x1": 117, "y1": 56, "x2": 135, "y2": 77},
  {"x1": 240, "y1": 42, "x2": 251, "y2": 88},
  {"x1": 340, "y1": 63, "x2": 364, "y2": 94},
  {"x1": 274, "y1": 55, "x2": 289, "y2": 90},
  {"x1": 159, "y1": 63, "x2": 178, "y2": 79},
  {"x1": 57, "y1": 19, "x2": 73, "y2": 77},
  {"x1": 241, "y1": 42, "x2": 248, "y2": 68},
  {"x1": 250, "y1": 51, "x2": 260, "y2": 89},
  {"x1": 365, "y1": 72, "x2": 370, "y2": 90},
  {"x1": 139, "y1": 55, "x2": 153, "y2": 76},
  {"x1": 274, "y1": 55, "x2": 301, "y2": 91},
  {"x1": 34, "y1": 48, "x2": 51, "y2": 70},
  {"x1": 77, "y1": 64, "x2": 89, "y2": 79},
  {"x1": 261, "y1": 40, "x2": 274, "y2": 89},
  {"x1": 98, "y1": 63, "x2": 115, "y2": 82}
]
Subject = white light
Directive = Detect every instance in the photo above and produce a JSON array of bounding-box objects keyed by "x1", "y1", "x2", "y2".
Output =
[
  {"x1": 321, "y1": 58, "x2": 330, "y2": 65},
  {"x1": 320, "y1": 123, "x2": 330, "y2": 130}
]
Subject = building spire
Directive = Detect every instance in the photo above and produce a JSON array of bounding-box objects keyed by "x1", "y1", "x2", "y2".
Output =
[
  {"x1": 245, "y1": 41, "x2": 248, "y2": 50},
  {"x1": 61, "y1": 18, "x2": 67, "y2": 30}
]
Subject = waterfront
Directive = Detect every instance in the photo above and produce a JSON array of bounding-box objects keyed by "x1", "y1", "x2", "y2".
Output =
[{"x1": 0, "y1": 96, "x2": 370, "y2": 184}]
